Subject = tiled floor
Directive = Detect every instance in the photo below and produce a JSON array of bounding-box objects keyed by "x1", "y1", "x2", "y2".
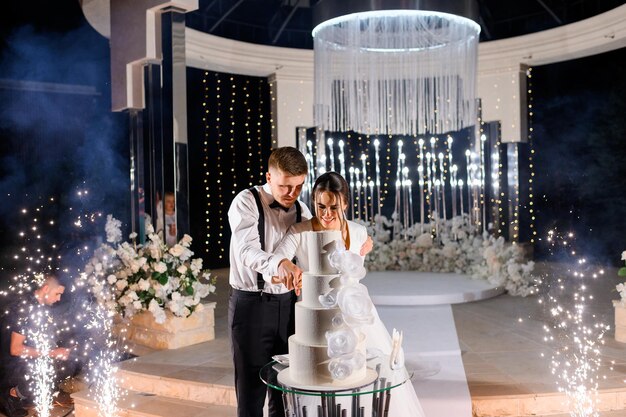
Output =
[
  {"x1": 453, "y1": 262, "x2": 626, "y2": 399},
  {"x1": 64, "y1": 262, "x2": 625, "y2": 417},
  {"x1": 203, "y1": 263, "x2": 626, "y2": 415}
]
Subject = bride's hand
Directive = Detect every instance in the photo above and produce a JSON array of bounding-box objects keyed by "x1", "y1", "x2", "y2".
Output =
[{"x1": 360, "y1": 236, "x2": 373, "y2": 256}]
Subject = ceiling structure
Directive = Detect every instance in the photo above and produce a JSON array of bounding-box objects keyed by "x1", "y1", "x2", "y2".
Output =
[{"x1": 186, "y1": 0, "x2": 626, "y2": 49}]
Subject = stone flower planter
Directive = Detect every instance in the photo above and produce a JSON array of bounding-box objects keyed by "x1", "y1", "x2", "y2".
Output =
[
  {"x1": 117, "y1": 302, "x2": 216, "y2": 350},
  {"x1": 614, "y1": 300, "x2": 626, "y2": 343}
]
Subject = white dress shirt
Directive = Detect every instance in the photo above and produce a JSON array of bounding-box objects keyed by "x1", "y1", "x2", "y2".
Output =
[
  {"x1": 266, "y1": 219, "x2": 368, "y2": 275},
  {"x1": 228, "y1": 183, "x2": 312, "y2": 293}
]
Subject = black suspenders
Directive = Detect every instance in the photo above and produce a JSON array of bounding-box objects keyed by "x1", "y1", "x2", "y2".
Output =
[{"x1": 248, "y1": 187, "x2": 302, "y2": 291}]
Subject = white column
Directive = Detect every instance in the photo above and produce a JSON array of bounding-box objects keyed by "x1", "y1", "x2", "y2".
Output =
[
  {"x1": 477, "y1": 63, "x2": 528, "y2": 143},
  {"x1": 269, "y1": 73, "x2": 314, "y2": 148}
]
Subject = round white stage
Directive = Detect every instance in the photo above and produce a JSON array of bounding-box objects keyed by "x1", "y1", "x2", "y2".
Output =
[{"x1": 362, "y1": 272, "x2": 504, "y2": 306}]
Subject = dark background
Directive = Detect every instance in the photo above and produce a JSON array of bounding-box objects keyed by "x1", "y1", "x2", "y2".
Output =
[
  {"x1": 531, "y1": 46, "x2": 626, "y2": 263},
  {"x1": 0, "y1": 0, "x2": 624, "y2": 276}
]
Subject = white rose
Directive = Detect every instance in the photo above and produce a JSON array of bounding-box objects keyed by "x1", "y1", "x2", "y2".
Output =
[
  {"x1": 130, "y1": 260, "x2": 142, "y2": 274},
  {"x1": 177, "y1": 265, "x2": 187, "y2": 275},
  {"x1": 415, "y1": 233, "x2": 433, "y2": 248},
  {"x1": 180, "y1": 248, "x2": 193, "y2": 262},
  {"x1": 169, "y1": 244, "x2": 185, "y2": 257},
  {"x1": 153, "y1": 283, "x2": 169, "y2": 300},
  {"x1": 145, "y1": 218, "x2": 155, "y2": 235},
  {"x1": 328, "y1": 357, "x2": 354, "y2": 380},
  {"x1": 181, "y1": 234, "x2": 193, "y2": 247},
  {"x1": 107, "y1": 274, "x2": 117, "y2": 285},
  {"x1": 118, "y1": 294, "x2": 131, "y2": 306},
  {"x1": 190, "y1": 258, "x2": 203, "y2": 275},
  {"x1": 148, "y1": 299, "x2": 166, "y2": 324},
  {"x1": 116, "y1": 279, "x2": 128, "y2": 291},
  {"x1": 154, "y1": 262, "x2": 167, "y2": 274},
  {"x1": 150, "y1": 246, "x2": 161, "y2": 260},
  {"x1": 138, "y1": 279, "x2": 151, "y2": 291},
  {"x1": 337, "y1": 284, "x2": 374, "y2": 327},
  {"x1": 617, "y1": 283, "x2": 626, "y2": 301},
  {"x1": 133, "y1": 300, "x2": 143, "y2": 310},
  {"x1": 622, "y1": 251, "x2": 626, "y2": 261},
  {"x1": 325, "y1": 328, "x2": 358, "y2": 357},
  {"x1": 193, "y1": 281, "x2": 211, "y2": 298},
  {"x1": 183, "y1": 295, "x2": 196, "y2": 307}
]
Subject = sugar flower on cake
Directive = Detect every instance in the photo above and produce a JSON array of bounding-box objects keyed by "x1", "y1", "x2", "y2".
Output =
[
  {"x1": 328, "y1": 357, "x2": 353, "y2": 380},
  {"x1": 324, "y1": 245, "x2": 374, "y2": 380},
  {"x1": 329, "y1": 248, "x2": 367, "y2": 283},
  {"x1": 318, "y1": 289, "x2": 338, "y2": 308},
  {"x1": 328, "y1": 352, "x2": 366, "y2": 381},
  {"x1": 82, "y1": 215, "x2": 216, "y2": 323},
  {"x1": 326, "y1": 327, "x2": 358, "y2": 357},
  {"x1": 337, "y1": 284, "x2": 374, "y2": 327}
]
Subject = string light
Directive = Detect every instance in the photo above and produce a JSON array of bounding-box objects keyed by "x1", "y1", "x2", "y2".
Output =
[
  {"x1": 527, "y1": 67, "x2": 536, "y2": 244},
  {"x1": 201, "y1": 71, "x2": 271, "y2": 262}
]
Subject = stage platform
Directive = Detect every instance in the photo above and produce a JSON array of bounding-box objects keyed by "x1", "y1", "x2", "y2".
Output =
[
  {"x1": 68, "y1": 264, "x2": 626, "y2": 417},
  {"x1": 363, "y1": 271, "x2": 505, "y2": 305}
]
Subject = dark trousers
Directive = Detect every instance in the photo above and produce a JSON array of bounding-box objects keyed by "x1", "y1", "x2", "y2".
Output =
[
  {"x1": 0, "y1": 355, "x2": 82, "y2": 400},
  {"x1": 229, "y1": 289, "x2": 296, "y2": 417}
]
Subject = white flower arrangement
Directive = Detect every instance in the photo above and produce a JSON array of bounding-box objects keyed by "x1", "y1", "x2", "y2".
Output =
[
  {"x1": 362, "y1": 214, "x2": 536, "y2": 297},
  {"x1": 82, "y1": 215, "x2": 216, "y2": 323}
]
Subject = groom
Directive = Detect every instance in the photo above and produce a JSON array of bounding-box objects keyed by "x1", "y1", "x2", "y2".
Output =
[{"x1": 228, "y1": 146, "x2": 311, "y2": 417}]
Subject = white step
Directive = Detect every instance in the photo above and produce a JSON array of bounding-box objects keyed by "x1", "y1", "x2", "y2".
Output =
[
  {"x1": 73, "y1": 388, "x2": 236, "y2": 417},
  {"x1": 116, "y1": 365, "x2": 236, "y2": 407}
]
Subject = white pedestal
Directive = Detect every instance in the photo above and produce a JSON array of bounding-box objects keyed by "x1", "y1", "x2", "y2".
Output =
[{"x1": 117, "y1": 302, "x2": 216, "y2": 350}]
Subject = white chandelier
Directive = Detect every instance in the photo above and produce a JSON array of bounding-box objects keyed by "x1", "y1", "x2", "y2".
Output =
[{"x1": 313, "y1": 10, "x2": 481, "y2": 136}]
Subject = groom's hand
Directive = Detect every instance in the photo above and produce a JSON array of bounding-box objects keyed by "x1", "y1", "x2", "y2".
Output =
[{"x1": 274, "y1": 259, "x2": 303, "y2": 296}]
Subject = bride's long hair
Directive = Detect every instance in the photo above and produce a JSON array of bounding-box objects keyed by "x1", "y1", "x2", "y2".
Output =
[{"x1": 312, "y1": 171, "x2": 351, "y2": 246}]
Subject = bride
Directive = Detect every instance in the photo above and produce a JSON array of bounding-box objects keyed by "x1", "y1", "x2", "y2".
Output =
[{"x1": 268, "y1": 171, "x2": 425, "y2": 417}]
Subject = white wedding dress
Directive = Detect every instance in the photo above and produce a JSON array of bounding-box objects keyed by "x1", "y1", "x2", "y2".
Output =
[{"x1": 271, "y1": 220, "x2": 426, "y2": 417}]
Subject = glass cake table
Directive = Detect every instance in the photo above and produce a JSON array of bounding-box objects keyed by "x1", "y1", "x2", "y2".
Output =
[{"x1": 260, "y1": 355, "x2": 412, "y2": 417}]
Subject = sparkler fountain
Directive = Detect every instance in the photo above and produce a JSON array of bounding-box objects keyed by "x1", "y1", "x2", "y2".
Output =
[
  {"x1": 1, "y1": 197, "x2": 126, "y2": 417},
  {"x1": 537, "y1": 230, "x2": 611, "y2": 417}
]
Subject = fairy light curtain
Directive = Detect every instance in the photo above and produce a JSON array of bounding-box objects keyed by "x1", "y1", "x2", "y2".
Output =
[{"x1": 313, "y1": 10, "x2": 481, "y2": 136}]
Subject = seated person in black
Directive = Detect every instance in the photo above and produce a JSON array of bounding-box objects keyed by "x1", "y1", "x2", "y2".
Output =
[{"x1": 0, "y1": 274, "x2": 81, "y2": 417}]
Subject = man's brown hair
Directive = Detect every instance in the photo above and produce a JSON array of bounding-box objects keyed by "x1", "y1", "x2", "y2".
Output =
[{"x1": 267, "y1": 146, "x2": 308, "y2": 176}]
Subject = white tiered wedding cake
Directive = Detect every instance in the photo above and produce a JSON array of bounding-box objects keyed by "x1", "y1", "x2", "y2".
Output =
[{"x1": 277, "y1": 230, "x2": 377, "y2": 389}]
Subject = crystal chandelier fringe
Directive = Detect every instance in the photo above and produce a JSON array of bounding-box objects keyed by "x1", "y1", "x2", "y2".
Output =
[{"x1": 314, "y1": 11, "x2": 480, "y2": 136}]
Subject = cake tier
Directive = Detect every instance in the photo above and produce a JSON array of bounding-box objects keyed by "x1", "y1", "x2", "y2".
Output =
[
  {"x1": 294, "y1": 302, "x2": 341, "y2": 345},
  {"x1": 305, "y1": 230, "x2": 342, "y2": 274},
  {"x1": 287, "y1": 336, "x2": 366, "y2": 387},
  {"x1": 301, "y1": 273, "x2": 341, "y2": 308}
]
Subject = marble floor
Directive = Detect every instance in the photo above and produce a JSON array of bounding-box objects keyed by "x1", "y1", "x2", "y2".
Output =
[
  {"x1": 5, "y1": 261, "x2": 626, "y2": 417},
  {"x1": 453, "y1": 262, "x2": 626, "y2": 415},
  {"x1": 202, "y1": 262, "x2": 626, "y2": 416}
]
